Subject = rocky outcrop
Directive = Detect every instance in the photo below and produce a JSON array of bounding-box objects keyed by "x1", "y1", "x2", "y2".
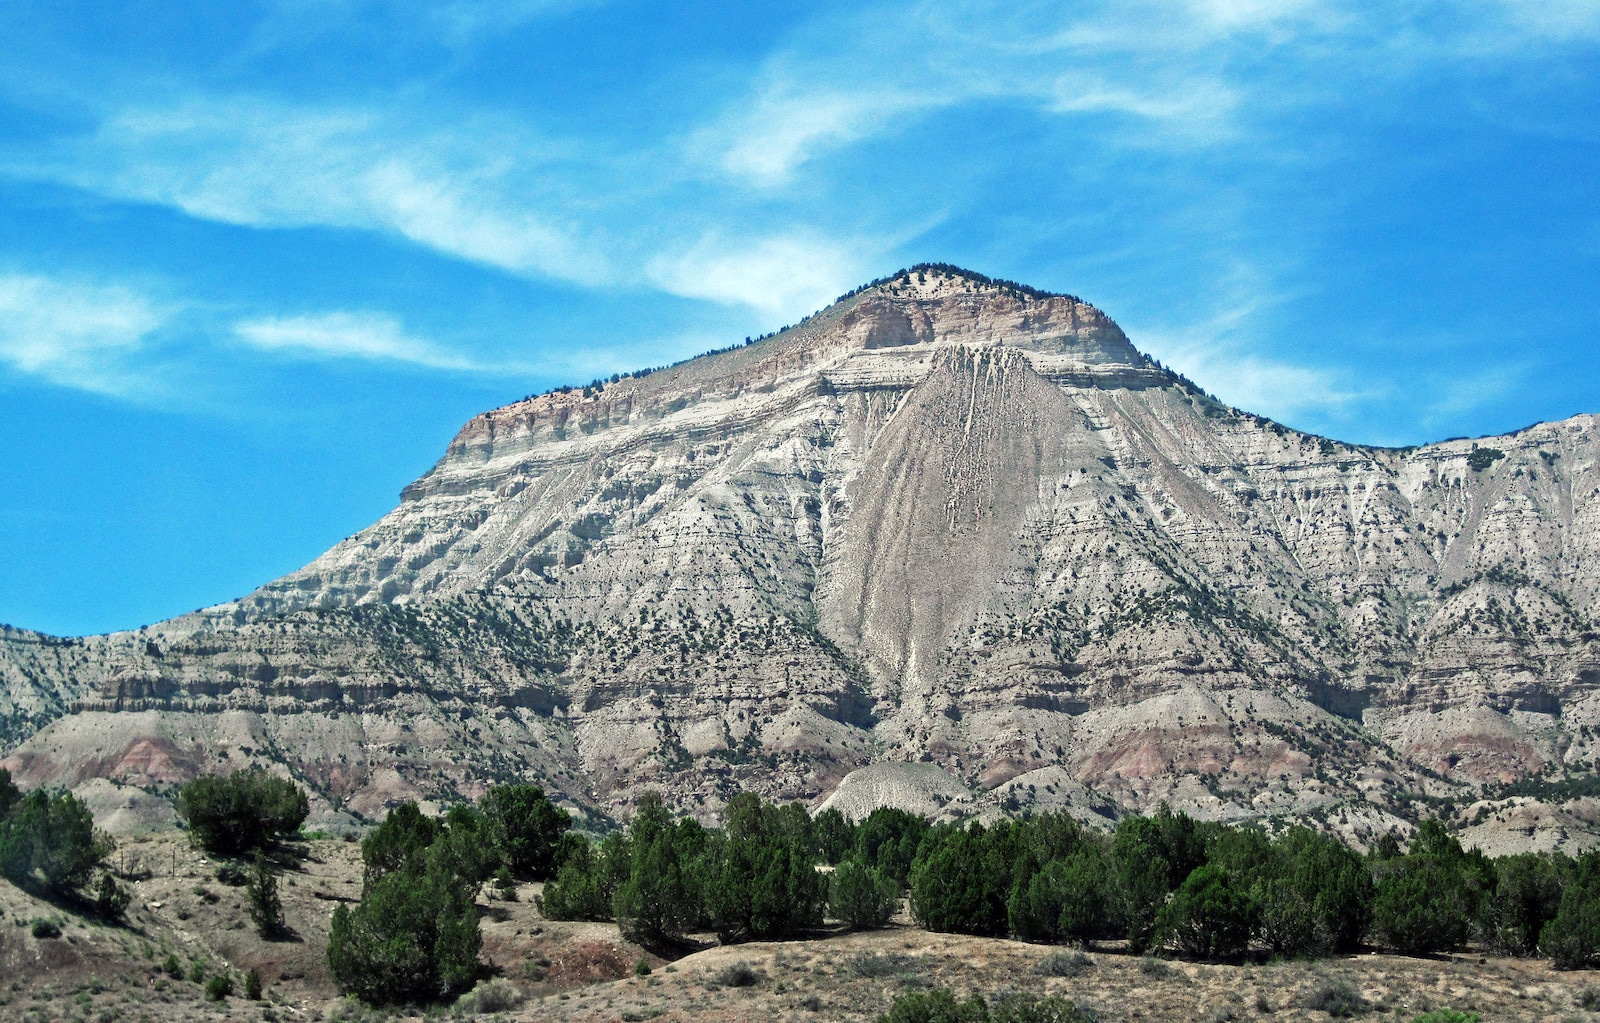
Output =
[{"x1": 5, "y1": 265, "x2": 1600, "y2": 845}]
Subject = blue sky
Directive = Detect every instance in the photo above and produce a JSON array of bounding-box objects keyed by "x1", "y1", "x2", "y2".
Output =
[{"x1": 1, "y1": 0, "x2": 1598, "y2": 636}]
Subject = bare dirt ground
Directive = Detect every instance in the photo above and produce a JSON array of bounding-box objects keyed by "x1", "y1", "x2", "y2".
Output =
[{"x1": 3, "y1": 833, "x2": 1600, "y2": 1022}]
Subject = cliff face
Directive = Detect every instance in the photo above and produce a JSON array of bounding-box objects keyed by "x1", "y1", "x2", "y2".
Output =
[{"x1": 6, "y1": 267, "x2": 1600, "y2": 842}]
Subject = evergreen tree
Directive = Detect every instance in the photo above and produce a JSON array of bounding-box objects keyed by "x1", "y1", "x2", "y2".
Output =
[
  {"x1": 829, "y1": 858, "x2": 897, "y2": 930},
  {"x1": 1156, "y1": 862, "x2": 1257, "y2": 959},
  {"x1": 247, "y1": 852, "x2": 284, "y2": 939},
  {"x1": 478, "y1": 784, "x2": 572, "y2": 880},
  {"x1": 176, "y1": 771, "x2": 309, "y2": 856}
]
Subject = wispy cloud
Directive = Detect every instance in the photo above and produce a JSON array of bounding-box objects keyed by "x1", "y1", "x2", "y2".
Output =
[
  {"x1": 234, "y1": 311, "x2": 488, "y2": 371},
  {"x1": 23, "y1": 99, "x2": 609, "y2": 286},
  {"x1": 0, "y1": 272, "x2": 168, "y2": 395}
]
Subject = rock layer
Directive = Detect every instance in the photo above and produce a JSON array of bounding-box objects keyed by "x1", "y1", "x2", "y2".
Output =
[{"x1": 5, "y1": 266, "x2": 1599, "y2": 841}]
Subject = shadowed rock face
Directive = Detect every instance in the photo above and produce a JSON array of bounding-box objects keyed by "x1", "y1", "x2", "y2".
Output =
[{"x1": 6, "y1": 266, "x2": 1600, "y2": 844}]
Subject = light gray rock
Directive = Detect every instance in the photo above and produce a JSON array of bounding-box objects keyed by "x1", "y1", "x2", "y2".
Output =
[{"x1": 5, "y1": 266, "x2": 1599, "y2": 847}]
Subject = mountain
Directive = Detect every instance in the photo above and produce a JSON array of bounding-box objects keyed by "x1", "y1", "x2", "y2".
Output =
[{"x1": 6, "y1": 265, "x2": 1600, "y2": 849}]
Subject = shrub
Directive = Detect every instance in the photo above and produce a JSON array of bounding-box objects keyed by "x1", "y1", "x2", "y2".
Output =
[
  {"x1": 1112, "y1": 806, "x2": 1208, "y2": 953},
  {"x1": 0, "y1": 768, "x2": 18, "y2": 817},
  {"x1": 539, "y1": 832, "x2": 628, "y2": 921},
  {"x1": 1411, "y1": 1012, "x2": 1479, "y2": 1023},
  {"x1": 478, "y1": 784, "x2": 571, "y2": 880},
  {"x1": 247, "y1": 853, "x2": 285, "y2": 939},
  {"x1": 1264, "y1": 827, "x2": 1374, "y2": 954},
  {"x1": 713, "y1": 962, "x2": 760, "y2": 988},
  {"x1": 876, "y1": 989, "x2": 1094, "y2": 1023},
  {"x1": 1373, "y1": 851, "x2": 1473, "y2": 955},
  {"x1": 177, "y1": 771, "x2": 309, "y2": 856},
  {"x1": 216, "y1": 862, "x2": 249, "y2": 886},
  {"x1": 1538, "y1": 848, "x2": 1600, "y2": 968},
  {"x1": 1010, "y1": 846, "x2": 1114, "y2": 945},
  {"x1": 327, "y1": 803, "x2": 483, "y2": 1005},
  {"x1": 327, "y1": 866, "x2": 481, "y2": 1005},
  {"x1": 830, "y1": 858, "x2": 897, "y2": 930},
  {"x1": 244, "y1": 968, "x2": 263, "y2": 1000},
  {"x1": 877, "y1": 989, "x2": 988, "y2": 1023},
  {"x1": 205, "y1": 973, "x2": 233, "y2": 1001},
  {"x1": 855, "y1": 807, "x2": 929, "y2": 889},
  {"x1": 30, "y1": 916, "x2": 61, "y2": 938},
  {"x1": 813, "y1": 807, "x2": 855, "y2": 865},
  {"x1": 360, "y1": 801, "x2": 441, "y2": 883},
  {"x1": 1156, "y1": 863, "x2": 1256, "y2": 960},
  {"x1": 455, "y1": 977, "x2": 524, "y2": 1013},
  {"x1": 94, "y1": 870, "x2": 132, "y2": 920},
  {"x1": 161, "y1": 954, "x2": 183, "y2": 978},
  {"x1": 990, "y1": 993, "x2": 1097, "y2": 1023},
  {"x1": 635, "y1": 957, "x2": 652, "y2": 976},
  {"x1": 1304, "y1": 981, "x2": 1365, "y2": 1018},
  {"x1": 1034, "y1": 951, "x2": 1093, "y2": 977},
  {"x1": 0, "y1": 789, "x2": 111, "y2": 894}
]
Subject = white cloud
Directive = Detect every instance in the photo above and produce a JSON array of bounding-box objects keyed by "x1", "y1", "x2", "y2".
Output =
[
  {"x1": 32, "y1": 99, "x2": 608, "y2": 286},
  {"x1": 234, "y1": 311, "x2": 484, "y2": 370},
  {"x1": 712, "y1": 88, "x2": 925, "y2": 186},
  {"x1": 646, "y1": 232, "x2": 866, "y2": 318},
  {"x1": 0, "y1": 273, "x2": 167, "y2": 395}
]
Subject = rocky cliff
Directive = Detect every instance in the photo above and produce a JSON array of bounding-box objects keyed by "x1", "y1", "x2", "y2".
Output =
[{"x1": 6, "y1": 266, "x2": 1599, "y2": 847}]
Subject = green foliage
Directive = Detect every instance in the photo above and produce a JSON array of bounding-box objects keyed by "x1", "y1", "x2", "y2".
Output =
[
  {"x1": 359, "y1": 801, "x2": 441, "y2": 883},
  {"x1": 1372, "y1": 820, "x2": 1488, "y2": 955},
  {"x1": 1467, "y1": 446, "x2": 1504, "y2": 471},
  {"x1": 478, "y1": 784, "x2": 572, "y2": 880},
  {"x1": 0, "y1": 788, "x2": 111, "y2": 894},
  {"x1": 910, "y1": 822, "x2": 1012, "y2": 936},
  {"x1": 538, "y1": 832, "x2": 629, "y2": 921},
  {"x1": 829, "y1": 858, "x2": 897, "y2": 930},
  {"x1": 1155, "y1": 862, "x2": 1256, "y2": 960},
  {"x1": 708, "y1": 794, "x2": 827, "y2": 940},
  {"x1": 30, "y1": 916, "x2": 61, "y2": 938},
  {"x1": 614, "y1": 792, "x2": 712, "y2": 944},
  {"x1": 877, "y1": 989, "x2": 989, "y2": 1023},
  {"x1": 1010, "y1": 844, "x2": 1115, "y2": 945},
  {"x1": 247, "y1": 853, "x2": 284, "y2": 939},
  {"x1": 813, "y1": 808, "x2": 854, "y2": 865},
  {"x1": 326, "y1": 802, "x2": 483, "y2": 1005},
  {"x1": 176, "y1": 771, "x2": 309, "y2": 857},
  {"x1": 1112, "y1": 806, "x2": 1208, "y2": 953},
  {"x1": 0, "y1": 768, "x2": 18, "y2": 817},
  {"x1": 205, "y1": 973, "x2": 233, "y2": 1001},
  {"x1": 1411, "y1": 1012, "x2": 1479, "y2": 1023},
  {"x1": 1374, "y1": 857, "x2": 1473, "y2": 954},
  {"x1": 876, "y1": 990, "x2": 1095, "y2": 1023},
  {"x1": 161, "y1": 953, "x2": 183, "y2": 978},
  {"x1": 1486, "y1": 852, "x2": 1567, "y2": 955},
  {"x1": 1260, "y1": 827, "x2": 1373, "y2": 956},
  {"x1": 1304, "y1": 981, "x2": 1365, "y2": 1018},
  {"x1": 244, "y1": 967, "x2": 263, "y2": 1000},
  {"x1": 1540, "y1": 849, "x2": 1600, "y2": 968},
  {"x1": 854, "y1": 807, "x2": 929, "y2": 889},
  {"x1": 94, "y1": 870, "x2": 131, "y2": 920}
]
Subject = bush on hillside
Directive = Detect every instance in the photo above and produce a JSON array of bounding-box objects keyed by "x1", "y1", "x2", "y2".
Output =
[
  {"x1": 0, "y1": 788, "x2": 111, "y2": 895},
  {"x1": 176, "y1": 770, "x2": 309, "y2": 856},
  {"x1": 614, "y1": 792, "x2": 712, "y2": 945},
  {"x1": 326, "y1": 801, "x2": 485, "y2": 1005}
]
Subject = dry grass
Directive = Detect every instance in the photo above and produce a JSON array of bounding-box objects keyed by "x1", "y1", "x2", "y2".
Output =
[{"x1": 3, "y1": 832, "x2": 1600, "y2": 1022}]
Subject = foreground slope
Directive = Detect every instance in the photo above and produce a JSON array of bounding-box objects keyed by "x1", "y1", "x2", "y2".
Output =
[{"x1": 5, "y1": 266, "x2": 1599, "y2": 840}]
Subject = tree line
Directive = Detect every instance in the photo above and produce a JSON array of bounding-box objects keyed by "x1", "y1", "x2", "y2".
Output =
[{"x1": 541, "y1": 796, "x2": 1600, "y2": 970}]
